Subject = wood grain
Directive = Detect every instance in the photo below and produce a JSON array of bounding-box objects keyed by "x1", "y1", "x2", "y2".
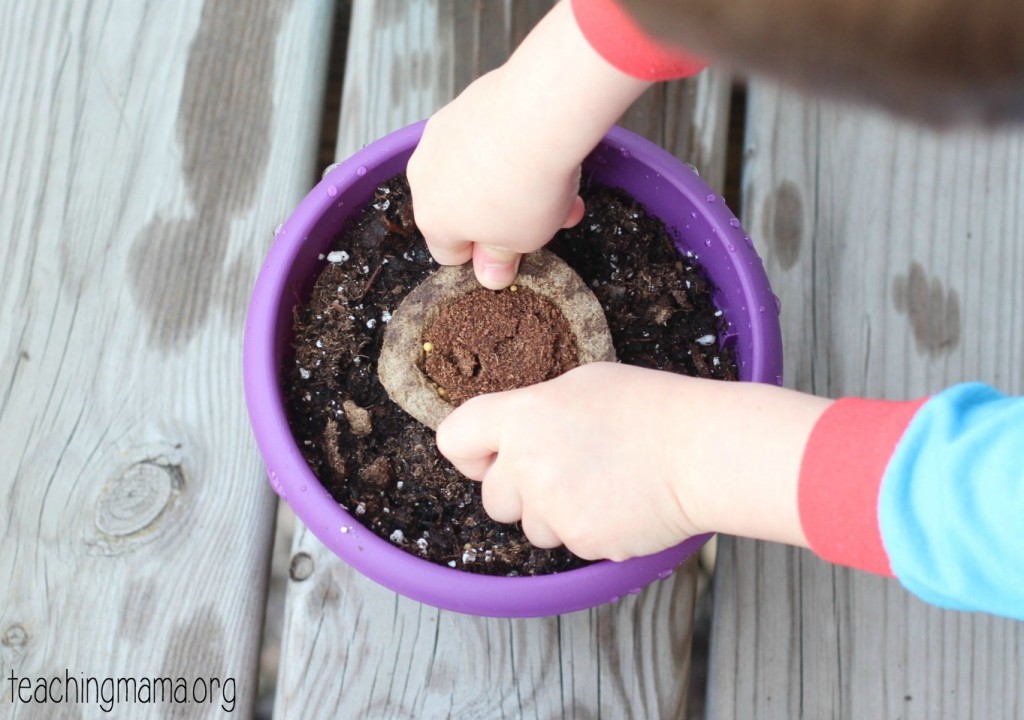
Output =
[
  {"x1": 275, "y1": 1, "x2": 732, "y2": 717},
  {"x1": 707, "y1": 83, "x2": 1024, "y2": 719},
  {"x1": 0, "y1": 0, "x2": 333, "y2": 716}
]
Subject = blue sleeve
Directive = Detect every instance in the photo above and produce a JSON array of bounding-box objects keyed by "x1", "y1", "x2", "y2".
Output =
[{"x1": 878, "y1": 383, "x2": 1024, "y2": 620}]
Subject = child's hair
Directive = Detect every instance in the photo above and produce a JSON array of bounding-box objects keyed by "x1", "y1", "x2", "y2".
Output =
[{"x1": 622, "y1": 0, "x2": 1024, "y2": 125}]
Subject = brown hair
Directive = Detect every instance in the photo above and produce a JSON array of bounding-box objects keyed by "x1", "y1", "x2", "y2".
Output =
[{"x1": 622, "y1": 0, "x2": 1024, "y2": 125}]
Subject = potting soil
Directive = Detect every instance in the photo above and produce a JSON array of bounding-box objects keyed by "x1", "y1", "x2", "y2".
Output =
[{"x1": 284, "y1": 175, "x2": 737, "y2": 576}]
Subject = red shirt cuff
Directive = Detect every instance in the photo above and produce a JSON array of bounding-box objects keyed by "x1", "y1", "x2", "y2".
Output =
[
  {"x1": 571, "y1": 0, "x2": 707, "y2": 80},
  {"x1": 799, "y1": 397, "x2": 928, "y2": 576}
]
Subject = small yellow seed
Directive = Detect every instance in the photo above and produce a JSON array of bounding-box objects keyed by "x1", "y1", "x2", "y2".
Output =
[
  {"x1": 437, "y1": 386, "x2": 447, "y2": 398},
  {"x1": 422, "y1": 342, "x2": 434, "y2": 353},
  {"x1": 509, "y1": 284, "x2": 518, "y2": 292}
]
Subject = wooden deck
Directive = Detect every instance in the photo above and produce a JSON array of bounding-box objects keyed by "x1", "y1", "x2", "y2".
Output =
[{"x1": 1, "y1": 1, "x2": 1021, "y2": 718}]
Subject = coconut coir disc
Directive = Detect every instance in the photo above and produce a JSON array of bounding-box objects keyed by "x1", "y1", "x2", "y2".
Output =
[
  {"x1": 422, "y1": 285, "x2": 577, "y2": 405},
  {"x1": 378, "y1": 249, "x2": 616, "y2": 430}
]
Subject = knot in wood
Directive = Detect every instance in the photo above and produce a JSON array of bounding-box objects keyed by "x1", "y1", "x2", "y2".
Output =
[
  {"x1": 289, "y1": 552, "x2": 314, "y2": 582},
  {"x1": 2, "y1": 624, "x2": 28, "y2": 648},
  {"x1": 95, "y1": 461, "x2": 180, "y2": 537}
]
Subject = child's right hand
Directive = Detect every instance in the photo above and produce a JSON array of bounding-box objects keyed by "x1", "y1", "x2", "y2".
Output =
[
  {"x1": 407, "y1": 0, "x2": 653, "y2": 289},
  {"x1": 406, "y1": 68, "x2": 586, "y2": 290}
]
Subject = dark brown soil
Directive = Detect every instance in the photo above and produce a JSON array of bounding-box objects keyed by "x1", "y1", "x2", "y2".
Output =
[
  {"x1": 423, "y1": 286, "x2": 579, "y2": 406},
  {"x1": 284, "y1": 175, "x2": 737, "y2": 576}
]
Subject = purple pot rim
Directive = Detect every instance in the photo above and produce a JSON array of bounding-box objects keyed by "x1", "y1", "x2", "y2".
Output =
[
  {"x1": 598, "y1": 127, "x2": 783, "y2": 385},
  {"x1": 243, "y1": 120, "x2": 782, "y2": 617}
]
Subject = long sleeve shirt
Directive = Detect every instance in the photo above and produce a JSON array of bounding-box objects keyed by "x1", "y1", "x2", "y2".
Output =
[{"x1": 572, "y1": 0, "x2": 1024, "y2": 621}]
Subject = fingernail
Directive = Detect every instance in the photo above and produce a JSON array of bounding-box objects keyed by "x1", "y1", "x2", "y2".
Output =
[{"x1": 480, "y1": 260, "x2": 518, "y2": 290}]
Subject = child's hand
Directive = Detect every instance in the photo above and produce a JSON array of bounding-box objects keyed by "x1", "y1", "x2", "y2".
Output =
[
  {"x1": 436, "y1": 363, "x2": 831, "y2": 560},
  {"x1": 407, "y1": 0, "x2": 652, "y2": 289},
  {"x1": 407, "y1": 69, "x2": 587, "y2": 290},
  {"x1": 437, "y1": 363, "x2": 703, "y2": 560}
]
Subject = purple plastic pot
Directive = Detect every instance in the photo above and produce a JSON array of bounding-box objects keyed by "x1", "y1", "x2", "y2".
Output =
[{"x1": 243, "y1": 121, "x2": 783, "y2": 618}]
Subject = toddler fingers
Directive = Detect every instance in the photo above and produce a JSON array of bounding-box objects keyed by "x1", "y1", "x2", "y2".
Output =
[
  {"x1": 435, "y1": 396, "x2": 503, "y2": 480},
  {"x1": 519, "y1": 511, "x2": 560, "y2": 549},
  {"x1": 473, "y1": 244, "x2": 521, "y2": 290},
  {"x1": 561, "y1": 195, "x2": 586, "y2": 228},
  {"x1": 425, "y1": 237, "x2": 473, "y2": 267},
  {"x1": 479, "y1": 461, "x2": 524, "y2": 525}
]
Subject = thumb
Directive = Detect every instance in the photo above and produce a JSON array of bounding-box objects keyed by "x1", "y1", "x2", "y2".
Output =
[
  {"x1": 435, "y1": 393, "x2": 503, "y2": 481},
  {"x1": 562, "y1": 195, "x2": 585, "y2": 228},
  {"x1": 473, "y1": 244, "x2": 521, "y2": 290}
]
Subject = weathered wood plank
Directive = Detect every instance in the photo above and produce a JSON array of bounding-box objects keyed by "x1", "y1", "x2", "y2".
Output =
[
  {"x1": 0, "y1": 0, "x2": 333, "y2": 716},
  {"x1": 275, "y1": 1, "x2": 732, "y2": 717},
  {"x1": 707, "y1": 83, "x2": 1024, "y2": 719}
]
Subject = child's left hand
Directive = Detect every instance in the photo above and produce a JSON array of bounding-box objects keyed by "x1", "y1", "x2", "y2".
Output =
[
  {"x1": 436, "y1": 362, "x2": 702, "y2": 560},
  {"x1": 436, "y1": 362, "x2": 829, "y2": 560}
]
